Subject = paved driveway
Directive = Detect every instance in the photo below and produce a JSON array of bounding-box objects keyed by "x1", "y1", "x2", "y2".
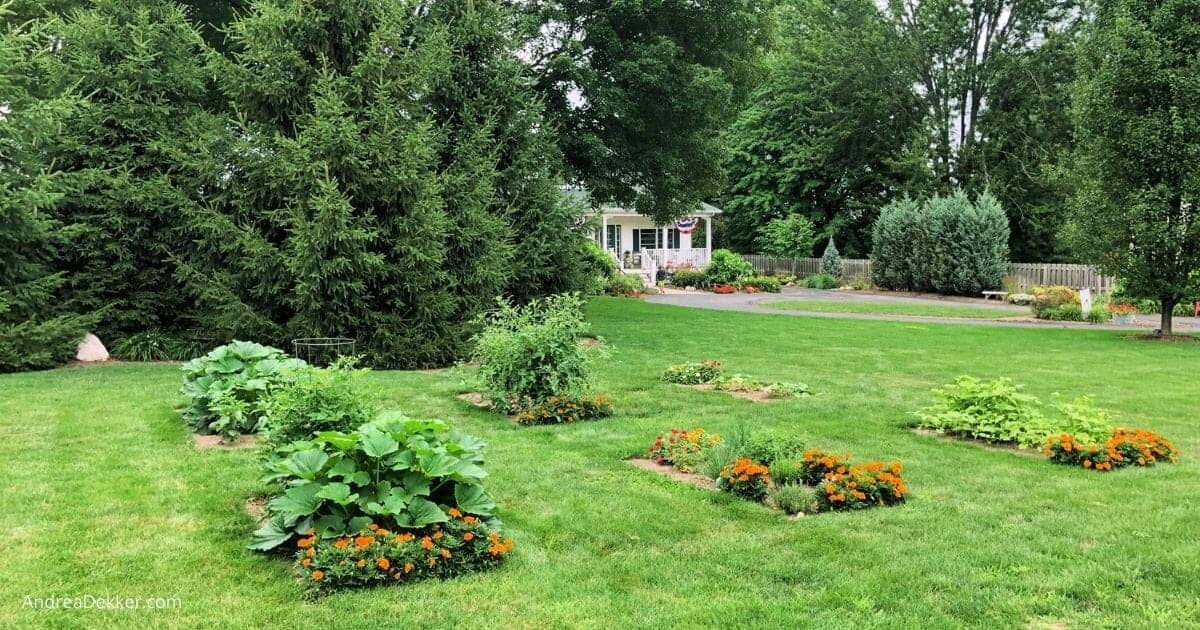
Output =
[{"x1": 645, "y1": 287, "x2": 1200, "y2": 332}]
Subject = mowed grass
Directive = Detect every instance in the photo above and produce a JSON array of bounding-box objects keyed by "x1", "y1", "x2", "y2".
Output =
[
  {"x1": 762, "y1": 298, "x2": 1025, "y2": 319},
  {"x1": 1, "y1": 297, "x2": 1198, "y2": 628}
]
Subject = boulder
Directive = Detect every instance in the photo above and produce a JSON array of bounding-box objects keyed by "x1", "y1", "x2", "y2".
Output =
[{"x1": 75, "y1": 333, "x2": 110, "y2": 362}]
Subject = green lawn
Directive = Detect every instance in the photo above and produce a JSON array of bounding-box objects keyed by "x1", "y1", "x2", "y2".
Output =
[
  {"x1": 762, "y1": 298, "x2": 1025, "y2": 319},
  {"x1": 2, "y1": 297, "x2": 1198, "y2": 628}
]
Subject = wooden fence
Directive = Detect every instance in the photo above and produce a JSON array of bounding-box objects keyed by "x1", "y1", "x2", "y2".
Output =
[{"x1": 744, "y1": 255, "x2": 1116, "y2": 293}]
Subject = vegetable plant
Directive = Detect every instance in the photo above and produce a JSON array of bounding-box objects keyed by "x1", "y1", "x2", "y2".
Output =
[{"x1": 180, "y1": 341, "x2": 306, "y2": 440}]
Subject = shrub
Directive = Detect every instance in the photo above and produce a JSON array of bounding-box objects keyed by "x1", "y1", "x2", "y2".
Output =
[
  {"x1": 802, "y1": 274, "x2": 838, "y2": 289},
  {"x1": 252, "y1": 416, "x2": 500, "y2": 551},
  {"x1": 662, "y1": 360, "x2": 724, "y2": 385},
  {"x1": 743, "y1": 432, "x2": 807, "y2": 466},
  {"x1": 647, "y1": 427, "x2": 722, "y2": 472},
  {"x1": 798, "y1": 449, "x2": 851, "y2": 485},
  {"x1": 769, "y1": 484, "x2": 815, "y2": 515},
  {"x1": 704, "y1": 249, "x2": 754, "y2": 285},
  {"x1": 606, "y1": 273, "x2": 645, "y2": 297},
  {"x1": 112, "y1": 330, "x2": 198, "y2": 362},
  {"x1": 717, "y1": 458, "x2": 772, "y2": 502},
  {"x1": 711, "y1": 284, "x2": 737, "y2": 294},
  {"x1": 757, "y1": 214, "x2": 816, "y2": 258},
  {"x1": 1045, "y1": 428, "x2": 1178, "y2": 471},
  {"x1": 1007, "y1": 293, "x2": 1033, "y2": 306},
  {"x1": 297, "y1": 517, "x2": 513, "y2": 593},
  {"x1": 512, "y1": 395, "x2": 613, "y2": 425},
  {"x1": 872, "y1": 191, "x2": 1009, "y2": 295},
  {"x1": 819, "y1": 237, "x2": 843, "y2": 278},
  {"x1": 260, "y1": 359, "x2": 377, "y2": 450},
  {"x1": 1087, "y1": 303, "x2": 1112, "y2": 324},
  {"x1": 743, "y1": 276, "x2": 782, "y2": 293},
  {"x1": 913, "y1": 376, "x2": 1052, "y2": 448},
  {"x1": 848, "y1": 278, "x2": 871, "y2": 291},
  {"x1": 471, "y1": 294, "x2": 592, "y2": 412},
  {"x1": 180, "y1": 341, "x2": 306, "y2": 440},
  {"x1": 669, "y1": 268, "x2": 707, "y2": 288},
  {"x1": 1030, "y1": 285, "x2": 1080, "y2": 319},
  {"x1": 580, "y1": 240, "x2": 619, "y2": 294},
  {"x1": 816, "y1": 461, "x2": 907, "y2": 511}
]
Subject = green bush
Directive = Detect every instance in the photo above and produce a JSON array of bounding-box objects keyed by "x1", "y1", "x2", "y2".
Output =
[
  {"x1": 819, "y1": 237, "x2": 843, "y2": 278},
  {"x1": 872, "y1": 191, "x2": 1009, "y2": 295},
  {"x1": 802, "y1": 274, "x2": 838, "y2": 289},
  {"x1": 669, "y1": 268, "x2": 708, "y2": 288},
  {"x1": 662, "y1": 360, "x2": 724, "y2": 385},
  {"x1": 743, "y1": 432, "x2": 806, "y2": 466},
  {"x1": 471, "y1": 294, "x2": 592, "y2": 412},
  {"x1": 1087, "y1": 304, "x2": 1112, "y2": 324},
  {"x1": 252, "y1": 416, "x2": 501, "y2": 552},
  {"x1": 1052, "y1": 395, "x2": 1116, "y2": 446},
  {"x1": 606, "y1": 273, "x2": 645, "y2": 296},
  {"x1": 260, "y1": 359, "x2": 378, "y2": 450},
  {"x1": 743, "y1": 276, "x2": 782, "y2": 293},
  {"x1": 769, "y1": 484, "x2": 815, "y2": 515},
  {"x1": 180, "y1": 341, "x2": 306, "y2": 440},
  {"x1": 757, "y1": 215, "x2": 816, "y2": 258},
  {"x1": 1030, "y1": 286, "x2": 1080, "y2": 319},
  {"x1": 580, "y1": 240, "x2": 618, "y2": 294},
  {"x1": 704, "y1": 249, "x2": 755, "y2": 285},
  {"x1": 112, "y1": 330, "x2": 202, "y2": 362}
]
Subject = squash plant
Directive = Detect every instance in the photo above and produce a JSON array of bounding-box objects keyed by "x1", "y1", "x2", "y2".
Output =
[
  {"x1": 250, "y1": 415, "x2": 500, "y2": 551},
  {"x1": 180, "y1": 341, "x2": 305, "y2": 440}
]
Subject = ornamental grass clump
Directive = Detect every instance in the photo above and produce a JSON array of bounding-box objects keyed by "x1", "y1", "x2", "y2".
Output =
[
  {"x1": 1045, "y1": 428, "x2": 1178, "y2": 472},
  {"x1": 471, "y1": 294, "x2": 596, "y2": 413},
  {"x1": 662, "y1": 360, "x2": 724, "y2": 385}
]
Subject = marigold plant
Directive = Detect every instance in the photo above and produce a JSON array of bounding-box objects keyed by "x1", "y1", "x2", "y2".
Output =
[
  {"x1": 662, "y1": 360, "x2": 724, "y2": 385},
  {"x1": 799, "y1": 449, "x2": 851, "y2": 485},
  {"x1": 512, "y1": 395, "x2": 613, "y2": 425},
  {"x1": 1045, "y1": 428, "x2": 1178, "y2": 472},
  {"x1": 297, "y1": 513, "x2": 513, "y2": 593},
  {"x1": 816, "y1": 461, "x2": 907, "y2": 511},
  {"x1": 717, "y1": 458, "x2": 772, "y2": 502},
  {"x1": 647, "y1": 427, "x2": 722, "y2": 472}
]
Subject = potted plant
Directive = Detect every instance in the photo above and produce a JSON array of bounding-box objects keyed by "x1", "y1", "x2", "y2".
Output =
[{"x1": 1107, "y1": 303, "x2": 1138, "y2": 325}]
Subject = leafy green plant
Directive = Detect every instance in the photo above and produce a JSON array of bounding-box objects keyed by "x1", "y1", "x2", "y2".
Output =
[
  {"x1": 669, "y1": 268, "x2": 708, "y2": 288},
  {"x1": 252, "y1": 416, "x2": 499, "y2": 551},
  {"x1": 802, "y1": 274, "x2": 838, "y2": 289},
  {"x1": 769, "y1": 484, "x2": 814, "y2": 515},
  {"x1": 767, "y1": 458, "x2": 806, "y2": 486},
  {"x1": 260, "y1": 359, "x2": 378, "y2": 451},
  {"x1": 704, "y1": 249, "x2": 754, "y2": 285},
  {"x1": 471, "y1": 294, "x2": 594, "y2": 413},
  {"x1": 1087, "y1": 303, "x2": 1112, "y2": 324},
  {"x1": 180, "y1": 341, "x2": 306, "y2": 440},
  {"x1": 662, "y1": 360, "x2": 724, "y2": 385},
  {"x1": 913, "y1": 376, "x2": 1053, "y2": 448},
  {"x1": 1052, "y1": 395, "x2": 1115, "y2": 446},
  {"x1": 757, "y1": 214, "x2": 816, "y2": 258},
  {"x1": 512, "y1": 395, "x2": 613, "y2": 425},
  {"x1": 763, "y1": 382, "x2": 811, "y2": 398},
  {"x1": 112, "y1": 330, "x2": 189, "y2": 362},
  {"x1": 606, "y1": 273, "x2": 645, "y2": 297},
  {"x1": 742, "y1": 276, "x2": 782, "y2": 293},
  {"x1": 702, "y1": 423, "x2": 749, "y2": 479}
]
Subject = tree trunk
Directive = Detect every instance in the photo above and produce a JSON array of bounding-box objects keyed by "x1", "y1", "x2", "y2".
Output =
[{"x1": 1160, "y1": 299, "x2": 1175, "y2": 336}]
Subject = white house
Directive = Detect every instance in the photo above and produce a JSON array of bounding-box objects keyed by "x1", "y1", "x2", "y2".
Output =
[{"x1": 569, "y1": 190, "x2": 722, "y2": 284}]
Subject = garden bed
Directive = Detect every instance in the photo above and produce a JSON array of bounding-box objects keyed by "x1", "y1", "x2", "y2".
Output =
[
  {"x1": 627, "y1": 458, "x2": 717, "y2": 491},
  {"x1": 909, "y1": 428, "x2": 1041, "y2": 458},
  {"x1": 678, "y1": 383, "x2": 777, "y2": 402},
  {"x1": 193, "y1": 434, "x2": 257, "y2": 450}
]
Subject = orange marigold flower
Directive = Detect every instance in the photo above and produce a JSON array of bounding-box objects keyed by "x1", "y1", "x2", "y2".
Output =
[
  {"x1": 377, "y1": 558, "x2": 391, "y2": 571},
  {"x1": 448, "y1": 507, "x2": 463, "y2": 518},
  {"x1": 441, "y1": 548, "x2": 452, "y2": 559},
  {"x1": 463, "y1": 532, "x2": 475, "y2": 541},
  {"x1": 356, "y1": 559, "x2": 366, "y2": 568},
  {"x1": 334, "y1": 538, "x2": 351, "y2": 549},
  {"x1": 312, "y1": 570, "x2": 324, "y2": 581},
  {"x1": 404, "y1": 562, "x2": 414, "y2": 574},
  {"x1": 297, "y1": 536, "x2": 315, "y2": 549},
  {"x1": 1082, "y1": 459, "x2": 1092, "y2": 468},
  {"x1": 428, "y1": 557, "x2": 437, "y2": 568},
  {"x1": 367, "y1": 523, "x2": 379, "y2": 531},
  {"x1": 421, "y1": 536, "x2": 434, "y2": 550},
  {"x1": 305, "y1": 548, "x2": 315, "y2": 558},
  {"x1": 464, "y1": 516, "x2": 477, "y2": 525},
  {"x1": 302, "y1": 558, "x2": 311, "y2": 567},
  {"x1": 355, "y1": 535, "x2": 376, "y2": 549}
]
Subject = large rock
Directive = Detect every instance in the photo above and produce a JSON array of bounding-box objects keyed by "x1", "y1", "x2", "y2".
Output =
[{"x1": 75, "y1": 333, "x2": 110, "y2": 362}]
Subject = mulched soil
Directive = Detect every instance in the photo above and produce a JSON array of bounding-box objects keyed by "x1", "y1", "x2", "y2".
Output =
[
  {"x1": 192, "y1": 434, "x2": 258, "y2": 450},
  {"x1": 678, "y1": 383, "x2": 778, "y2": 403},
  {"x1": 245, "y1": 497, "x2": 267, "y2": 524}
]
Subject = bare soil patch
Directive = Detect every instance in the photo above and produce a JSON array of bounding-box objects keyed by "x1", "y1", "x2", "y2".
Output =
[
  {"x1": 192, "y1": 434, "x2": 258, "y2": 450},
  {"x1": 456, "y1": 392, "x2": 491, "y2": 408},
  {"x1": 579, "y1": 336, "x2": 602, "y2": 349},
  {"x1": 627, "y1": 458, "x2": 717, "y2": 491},
  {"x1": 910, "y1": 428, "x2": 1041, "y2": 458},
  {"x1": 678, "y1": 383, "x2": 779, "y2": 403},
  {"x1": 245, "y1": 497, "x2": 268, "y2": 524}
]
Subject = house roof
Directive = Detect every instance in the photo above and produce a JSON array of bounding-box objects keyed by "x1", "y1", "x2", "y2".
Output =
[{"x1": 563, "y1": 187, "x2": 721, "y2": 217}]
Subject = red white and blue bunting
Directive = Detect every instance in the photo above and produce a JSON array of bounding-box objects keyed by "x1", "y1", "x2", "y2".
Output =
[{"x1": 674, "y1": 216, "x2": 699, "y2": 234}]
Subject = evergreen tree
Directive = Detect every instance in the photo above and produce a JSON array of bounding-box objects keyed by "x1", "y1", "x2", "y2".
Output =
[
  {"x1": 0, "y1": 8, "x2": 90, "y2": 371},
  {"x1": 819, "y1": 237, "x2": 843, "y2": 278},
  {"x1": 48, "y1": 0, "x2": 226, "y2": 340}
]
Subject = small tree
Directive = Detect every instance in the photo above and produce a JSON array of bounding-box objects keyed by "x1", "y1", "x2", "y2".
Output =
[
  {"x1": 757, "y1": 214, "x2": 816, "y2": 258},
  {"x1": 1068, "y1": 0, "x2": 1200, "y2": 336},
  {"x1": 871, "y1": 197, "x2": 929, "y2": 291},
  {"x1": 820, "y1": 237, "x2": 843, "y2": 278}
]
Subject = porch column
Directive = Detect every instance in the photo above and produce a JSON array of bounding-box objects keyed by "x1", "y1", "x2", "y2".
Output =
[
  {"x1": 601, "y1": 213, "x2": 608, "y2": 250},
  {"x1": 705, "y1": 216, "x2": 712, "y2": 262},
  {"x1": 661, "y1": 224, "x2": 668, "y2": 266}
]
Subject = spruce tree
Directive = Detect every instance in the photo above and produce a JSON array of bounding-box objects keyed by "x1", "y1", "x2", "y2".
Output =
[
  {"x1": 0, "y1": 9, "x2": 90, "y2": 371},
  {"x1": 49, "y1": 0, "x2": 226, "y2": 339}
]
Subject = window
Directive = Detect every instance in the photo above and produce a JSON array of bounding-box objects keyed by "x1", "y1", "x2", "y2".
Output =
[
  {"x1": 605, "y1": 224, "x2": 622, "y2": 251},
  {"x1": 632, "y1": 228, "x2": 681, "y2": 251}
]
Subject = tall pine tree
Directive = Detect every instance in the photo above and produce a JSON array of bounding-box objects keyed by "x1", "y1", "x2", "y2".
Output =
[{"x1": 0, "y1": 7, "x2": 90, "y2": 371}]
